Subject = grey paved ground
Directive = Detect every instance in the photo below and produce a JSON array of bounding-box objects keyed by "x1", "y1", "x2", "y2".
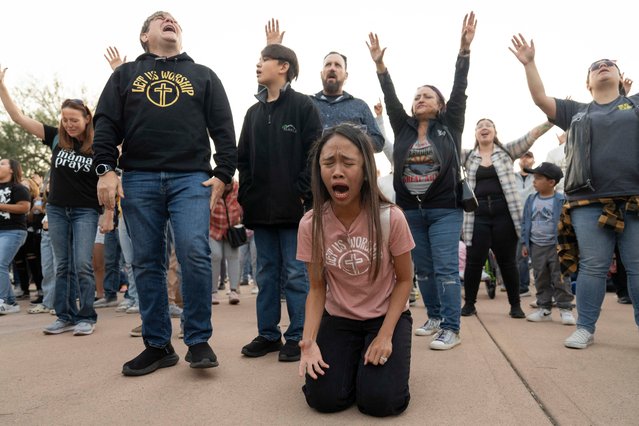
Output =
[{"x1": 1, "y1": 287, "x2": 638, "y2": 425}]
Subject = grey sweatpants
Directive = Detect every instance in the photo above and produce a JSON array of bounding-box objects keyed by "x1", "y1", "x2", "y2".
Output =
[{"x1": 530, "y1": 243, "x2": 574, "y2": 309}]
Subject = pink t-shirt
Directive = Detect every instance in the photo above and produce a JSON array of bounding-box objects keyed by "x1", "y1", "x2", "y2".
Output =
[{"x1": 297, "y1": 203, "x2": 415, "y2": 321}]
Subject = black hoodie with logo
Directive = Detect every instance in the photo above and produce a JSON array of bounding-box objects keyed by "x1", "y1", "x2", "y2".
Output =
[{"x1": 93, "y1": 52, "x2": 236, "y2": 183}]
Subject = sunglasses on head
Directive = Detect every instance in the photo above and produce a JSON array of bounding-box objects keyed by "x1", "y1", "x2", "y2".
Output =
[
  {"x1": 62, "y1": 98, "x2": 86, "y2": 107},
  {"x1": 589, "y1": 59, "x2": 617, "y2": 72}
]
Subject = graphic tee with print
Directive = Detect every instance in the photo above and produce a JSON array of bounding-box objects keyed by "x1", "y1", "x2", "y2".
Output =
[
  {"x1": 0, "y1": 182, "x2": 30, "y2": 231},
  {"x1": 297, "y1": 203, "x2": 415, "y2": 320},
  {"x1": 42, "y1": 125, "x2": 99, "y2": 210},
  {"x1": 530, "y1": 195, "x2": 556, "y2": 246}
]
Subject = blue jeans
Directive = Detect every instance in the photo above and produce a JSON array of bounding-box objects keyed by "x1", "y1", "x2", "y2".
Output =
[
  {"x1": 253, "y1": 226, "x2": 308, "y2": 342},
  {"x1": 118, "y1": 216, "x2": 137, "y2": 303},
  {"x1": 0, "y1": 229, "x2": 27, "y2": 305},
  {"x1": 40, "y1": 230, "x2": 57, "y2": 309},
  {"x1": 103, "y1": 230, "x2": 121, "y2": 299},
  {"x1": 404, "y1": 208, "x2": 463, "y2": 333},
  {"x1": 47, "y1": 205, "x2": 99, "y2": 324},
  {"x1": 571, "y1": 203, "x2": 639, "y2": 333},
  {"x1": 122, "y1": 171, "x2": 212, "y2": 348}
]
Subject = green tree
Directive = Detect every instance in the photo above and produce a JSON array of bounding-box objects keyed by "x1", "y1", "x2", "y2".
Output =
[{"x1": 0, "y1": 76, "x2": 90, "y2": 178}]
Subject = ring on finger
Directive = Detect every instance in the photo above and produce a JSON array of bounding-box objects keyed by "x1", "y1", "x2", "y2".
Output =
[{"x1": 379, "y1": 356, "x2": 388, "y2": 364}]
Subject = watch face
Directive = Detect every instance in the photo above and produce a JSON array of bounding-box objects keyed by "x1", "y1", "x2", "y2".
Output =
[{"x1": 97, "y1": 164, "x2": 112, "y2": 176}]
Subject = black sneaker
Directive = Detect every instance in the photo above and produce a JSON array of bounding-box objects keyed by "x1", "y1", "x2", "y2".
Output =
[
  {"x1": 122, "y1": 343, "x2": 179, "y2": 376},
  {"x1": 185, "y1": 342, "x2": 219, "y2": 368},
  {"x1": 278, "y1": 340, "x2": 301, "y2": 362},
  {"x1": 509, "y1": 305, "x2": 526, "y2": 319},
  {"x1": 241, "y1": 336, "x2": 282, "y2": 357},
  {"x1": 617, "y1": 296, "x2": 632, "y2": 304},
  {"x1": 461, "y1": 303, "x2": 476, "y2": 316}
]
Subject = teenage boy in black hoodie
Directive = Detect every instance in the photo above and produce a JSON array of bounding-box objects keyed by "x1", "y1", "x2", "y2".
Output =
[
  {"x1": 93, "y1": 11, "x2": 237, "y2": 376},
  {"x1": 238, "y1": 44, "x2": 322, "y2": 362}
]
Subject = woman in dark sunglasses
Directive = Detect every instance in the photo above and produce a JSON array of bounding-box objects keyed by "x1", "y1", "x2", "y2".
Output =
[
  {"x1": 510, "y1": 35, "x2": 639, "y2": 350},
  {"x1": 0, "y1": 66, "x2": 100, "y2": 336}
]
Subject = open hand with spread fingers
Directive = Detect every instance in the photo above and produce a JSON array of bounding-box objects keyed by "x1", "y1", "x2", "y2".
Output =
[{"x1": 509, "y1": 34, "x2": 536, "y2": 65}]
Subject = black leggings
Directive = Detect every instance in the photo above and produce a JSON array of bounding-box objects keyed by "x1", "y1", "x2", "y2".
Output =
[
  {"x1": 303, "y1": 310, "x2": 412, "y2": 417},
  {"x1": 464, "y1": 197, "x2": 520, "y2": 306}
]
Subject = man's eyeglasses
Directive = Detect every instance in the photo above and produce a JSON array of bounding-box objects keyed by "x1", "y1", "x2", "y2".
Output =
[{"x1": 589, "y1": 59, "x2": 617, "y2": 73}]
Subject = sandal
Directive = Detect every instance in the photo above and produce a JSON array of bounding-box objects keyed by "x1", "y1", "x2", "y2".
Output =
[{"x1": 28, "y1": 304, "x2": 50, "y2": 314}]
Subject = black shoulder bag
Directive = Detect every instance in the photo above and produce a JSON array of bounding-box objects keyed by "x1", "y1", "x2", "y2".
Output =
[
  {"x1": 452, "y1": 144, "x2": 478, "y2": 212},
  {"x1": 223, "y1": 199, "x2": 248, "y2": 248}
]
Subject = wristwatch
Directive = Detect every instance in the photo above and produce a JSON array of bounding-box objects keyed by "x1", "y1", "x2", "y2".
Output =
[{"x1": 95, "y1": 164, "x2": 114, "y2": 176}]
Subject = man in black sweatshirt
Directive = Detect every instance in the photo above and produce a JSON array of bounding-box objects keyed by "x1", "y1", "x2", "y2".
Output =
[{"x1": 93, "y1": 11, "x2": 237, "y2": 376}]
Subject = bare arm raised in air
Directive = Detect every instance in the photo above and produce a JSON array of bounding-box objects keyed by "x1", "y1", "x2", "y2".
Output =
[
  {"x1": 509, "y1": 34, "x2": 556, "y2": 120},
  {"x1": 0, "y1": 66, "x2": 45, "y2": 139}
]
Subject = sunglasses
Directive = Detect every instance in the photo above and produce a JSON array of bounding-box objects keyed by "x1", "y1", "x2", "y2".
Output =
[
  {"x1": 588, "y1": 59, "x2": 617, "y2": 72},
  {"x1": 62, "y1": 98, "x2": 86, "y2": 107}
]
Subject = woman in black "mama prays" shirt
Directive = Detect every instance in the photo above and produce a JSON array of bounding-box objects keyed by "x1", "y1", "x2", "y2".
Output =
[{"x1": 0, "y1": 66, "x2": 100, "y2": 336}]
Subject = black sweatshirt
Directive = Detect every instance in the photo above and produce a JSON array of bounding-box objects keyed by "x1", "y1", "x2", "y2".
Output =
[{"x1": 93, "y1": 52, "x2": 236, "y2": 183}]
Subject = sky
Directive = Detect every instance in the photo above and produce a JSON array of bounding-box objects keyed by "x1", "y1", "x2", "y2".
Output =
[{"x1": 2, "y1": 0, "x2": 636, "y2": 175}]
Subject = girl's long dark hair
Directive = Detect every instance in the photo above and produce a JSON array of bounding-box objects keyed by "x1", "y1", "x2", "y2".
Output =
[
  {"x1": 308, "y1": 124, "x2": 391, "y2": 285},
  {"x1": 6, "y1": 159, "x2": 23, "y2": 184}
]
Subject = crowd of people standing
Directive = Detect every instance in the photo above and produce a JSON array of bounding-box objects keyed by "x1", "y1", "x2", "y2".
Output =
[{"x1": 1, "y1": 9, "x2": 637, "y2": 418}]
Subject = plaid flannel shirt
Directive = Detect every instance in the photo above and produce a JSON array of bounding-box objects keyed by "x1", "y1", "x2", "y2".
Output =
[
  {"x1": 461, "y1": 131, "x2": 538, "y2": 246},
  {"x1": 558, "y1": 195, "x2": 639, "y2": 276},
  {"x1": 210, "y1": 180, "x2": 243, "y2": 241}
]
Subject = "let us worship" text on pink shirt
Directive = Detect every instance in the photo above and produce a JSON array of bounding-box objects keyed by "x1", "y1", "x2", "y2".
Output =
[{"x1": 297, "y1": 203, "x2": 415, "y2": 321}]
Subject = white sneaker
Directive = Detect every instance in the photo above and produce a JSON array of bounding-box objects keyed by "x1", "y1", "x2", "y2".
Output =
[
  {"x1": 564, "y1": 328, "x2": 594, "y2": 349},
  {"x1": 527, "y1": 308, "x2": 552, "y2": 322},
  {"x1": 229, "y1": 291, "x2": 240, "y2": 305},
  {"x1": 415, "y1": 318, "x2": 441, "y2": 336},
  {"x1": 250, "y1": 286, "x2": 259, "y2": 295},
  {"x1": 211, "y1": 294, "x2": 220, "y2": 305},
  {"x1": 94, "y1": 297, "x2": 118, "y2": 308},
  {"x1": 0, "y1": 302, "x2": 21, "y2": 315},
  {"x1": 168, "y1": 303, "x2": 183, "y2": 318},
  {"x1": 559, "y1": 309, "x2": 576, "y2": 325},
  {"x1": 43, "y1": 319, "x2": 75, "y2": 335},
  {"x1": 429, "y1": 329, "x2": 461, "y2": 350},
  {"x1": 115, "y1": 299, "x2": 134, "y2": 312},
  {"x1": 125, "y1": 304, "x2": 140, "y2": 314},
  {"x1": 73, "y1": 321, "x2": 95, "y2": 336}
]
